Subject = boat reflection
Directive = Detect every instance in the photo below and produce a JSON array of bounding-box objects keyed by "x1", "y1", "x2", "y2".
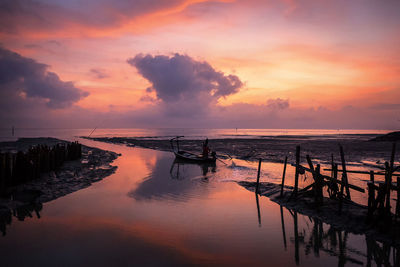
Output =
[
  {"x1": 128, "y1": 155, "x2": 216, "y2": 201},
  {"x1": 169, "y1": 158, "x2": 216, "y2": 180}
]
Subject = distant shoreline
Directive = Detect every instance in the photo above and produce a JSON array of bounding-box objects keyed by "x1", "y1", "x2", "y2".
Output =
[{"x1": 83, "y1": 132, "x2": 399, "y2": 167}]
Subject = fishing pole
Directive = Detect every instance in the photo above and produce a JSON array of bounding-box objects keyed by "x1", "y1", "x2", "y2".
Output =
[{"x1": 88, "y1": 126, "x2": 98, "y2": 138}]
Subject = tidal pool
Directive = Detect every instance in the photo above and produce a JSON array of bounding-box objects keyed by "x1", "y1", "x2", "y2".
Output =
[{"x1": 0, "y1": 140, "x2": 397, "y2": 266}]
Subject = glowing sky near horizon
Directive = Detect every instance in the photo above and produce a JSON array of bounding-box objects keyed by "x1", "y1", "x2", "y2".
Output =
[{"x1": 0, "y1": 0, "x2": 399, "y2": 129}]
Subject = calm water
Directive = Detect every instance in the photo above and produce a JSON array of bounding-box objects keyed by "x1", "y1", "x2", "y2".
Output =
[{"x1": 0, "y1": 138, "x2": 397, "y2": 266}]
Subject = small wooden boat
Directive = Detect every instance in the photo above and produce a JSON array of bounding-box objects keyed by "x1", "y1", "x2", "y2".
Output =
[
  {"x1": 174, "y1": 150, "x2": 216, "y2": 163},
  {"x1": 170, "y1": 136, "x2": 217, "y2": 163}
]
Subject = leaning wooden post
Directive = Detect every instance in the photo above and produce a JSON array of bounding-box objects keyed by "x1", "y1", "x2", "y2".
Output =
[
  {"x1": 306, "y1": 155, "x2": 318, "y2": 203},
  {"x1": 384, "y1": 162, "x2": 392, "y2": 217},
  {"x1": 390, "y1": 142, "x2": 396, "y2": 173},
  {"x1": 367, "y1": 182, "x2": 375, "y2": 221},
  {"x1": 385, "y1": 143, "x2": 396, "y2": 216},
  {"x1": 339, "y1": 145, "x2": 351, "y2": 200},
  {"x1": 316, "y1": 164, "x2": 323, "y2": 205},
  {"x1": 255, "y1": 158, "x2": 262, "y2": 194},
  {"x1": 280, "y1": 156, "x2": 288, "y2": 197},
  {"x1": 255, "y1": 193, "x2": 261, "y2": 227},
  {"x1": 294, "y1": 211, "x2": 300, "y2": 265},
  {"x1": 294, "y1": 146, "x2": 300, "y2": 199},
  {"x1": 338, "y1": 176, "x2": 344, "y2": 214},
  {"x1": 369, "y1": 171, "x2": 374, "y2": 183},
  {"x1": 0, "y1": 153, "x2": 5, "y2": 195},
  {"x1": 280, "y1": 206, "x2": 287, "y2": 250},
  {"x1": 396, "y1": 177, "x2": 400, "y2": 218}
]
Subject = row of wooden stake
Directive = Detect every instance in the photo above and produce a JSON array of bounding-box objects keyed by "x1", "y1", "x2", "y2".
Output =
[{"x1": 0, "y1": 142, "x2": 82, "y2": 195}]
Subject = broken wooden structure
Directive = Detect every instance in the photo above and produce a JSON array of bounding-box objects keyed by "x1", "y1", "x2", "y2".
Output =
[{"x1": 279, "y1": 142, "x2": 399, "y2": 227}]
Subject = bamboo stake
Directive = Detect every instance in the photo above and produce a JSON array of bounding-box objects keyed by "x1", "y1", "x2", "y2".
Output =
[
  {"x1": 397, "y1": 177, "x2": 400, "y2": 217},
  {"x1": 385, "y1": 161, "x2": 392, "y2": 217},
  {"x1": 385, "y1": 143, "x2": 396, "y2": 216},
  {"x1": 370, "y1": 171, "x2": 375, "y2": 183},
  {"x1": 294, "y1": 146, "x2": 300, "y2": 199},
  {"x1": 280, "y1": 156, "x2": 288, "y2": 197},
  {"x1": 280, "y1": 206, "x2": 287, "y2": 250},
  {"x1": 255, "y1": 193, "x2": 261, "y2": 227},
  {"x1": 255, "y1": 158, "x2": 262, "y2": 194},
  {"x1": 294, "y1": 211, "x2": 299, "y2": 265},
  {"x1": 316, "y1": 164, "x2": 323, "y2": 205},
  {"x1": 367, "y1": 182, "x2": 375, "y2": 221},
  {"x1": 339, "y1": 145, "x2": 351, "y2": 200}
]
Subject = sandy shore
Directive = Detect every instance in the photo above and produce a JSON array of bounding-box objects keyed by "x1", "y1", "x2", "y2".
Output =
[
  {"x1": 83, "y1": 135, "x2": 399, "y2": 167},
  {"x1": 0, "y1": 138, "x2": 119, "y2": 229}
]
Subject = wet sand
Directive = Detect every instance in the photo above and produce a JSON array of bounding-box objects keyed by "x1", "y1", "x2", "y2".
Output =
[{"x1": 83, "y1": 135, "x2": 399, "y2": 167}]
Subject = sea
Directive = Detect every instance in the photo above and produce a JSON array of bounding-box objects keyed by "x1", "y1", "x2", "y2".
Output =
[{"x1": 0, "y1": 128, "x2": 397, "y2": 266}]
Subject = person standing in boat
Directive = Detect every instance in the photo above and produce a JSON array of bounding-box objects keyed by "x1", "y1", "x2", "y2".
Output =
[{"x1": 202, "y1": 138, "x2": 210, "y2": 158}]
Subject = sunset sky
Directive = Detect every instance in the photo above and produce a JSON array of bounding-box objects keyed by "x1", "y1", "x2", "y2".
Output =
[{"x1": 1, "y1": 0, "x2": 399, "y2": 129}]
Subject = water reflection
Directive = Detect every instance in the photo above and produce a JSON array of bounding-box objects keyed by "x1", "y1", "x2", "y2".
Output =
[
  {"x1": 274, "y1": 201, "x2": 400, "y2": 266},
  {"x1": 170, "y1": 158, "x2": 216, "y2": 180},
  {"x1": 128, "y1": 155, "x2": 217, "y2": 201},
  {"x1": 0, "y1": 200, "x2": 42, "y2": 236}
]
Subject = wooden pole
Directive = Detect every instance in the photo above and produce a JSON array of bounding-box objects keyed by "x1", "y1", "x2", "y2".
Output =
[
  {"x1": 255, "y1": 193, "x2": 261, "y2": 227},
  {"x1": 294, "y1": 146, "x2": 300, "y2": 199},
  {"x1": 0, "y1": 153, "x2": 4, "y2": 195},
  {"x1": 385, "y1": 143, "x2": 396, "y2": 217},
  {"x1": 378, "y1": 183, "x2": 386, "y2": 215},
  {"x1": 294, "y1": 211, "x2": 300, "y2": 265},
  {"x1": 367, "y1": 182, "x2": 375, "y2": 221},
  {"x1": 280, "y1": 206, "x2": 287, "y2": 250},
  {"x1": 369, "y1": 171, "x2": 374, "y2": 183},
  {"x1": 390, "y1": 142, "x2": 396, "y2": 173},
  {"x1": 385, "y1": 162, "x2": 392, "y2": 217},
  {"x1": 280, "y1": 156, "x2": 288, "y2": 197},
  {"x1": 316, "y1": 164, "x2": 323, "y2": 205},
  {"x1": 333, "y1": 163, "x2": 338, "y2": 197},
  {"x1": 306, "y1": 155, "x2": 318, "y2": 204},
  {"x1": 397, "y1": 177, "x2": 400, "y2": 217},
  {"x1": 339, "y1": 145, "x2": 351, "y2": 200},
  {"x1": 255, "y1": 158, "x2": 262, "y2": 194}
]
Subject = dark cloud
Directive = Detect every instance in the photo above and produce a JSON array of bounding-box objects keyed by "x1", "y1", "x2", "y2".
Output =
[
  {"x1": 0, "y1": 46, "x2": 88, "y2": 108},
  {"x1": 128, "y1": 53, "x2": 242, "y2": 115},
  {"x1": 266, "y1": 98, "x2": 289, "y2": 110},
  {"x1": 90, "y1": 68, "x2": 109, "y2": 79},
  {"x1": 0, "y1": 0, "x2": 194, "y2": 35}
]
